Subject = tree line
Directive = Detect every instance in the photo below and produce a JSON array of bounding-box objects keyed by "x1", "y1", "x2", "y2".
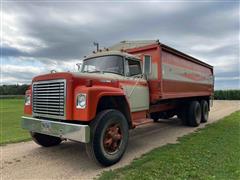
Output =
[
  {"x1": 214, "y1": 90, "x2": 240, "y2": 100},
  {"x1": 0, "y1": 85, "x2": 239, "y2": 100},
  {"x1": 0, "y1": 84, "x2": 29, "y2": 95}
]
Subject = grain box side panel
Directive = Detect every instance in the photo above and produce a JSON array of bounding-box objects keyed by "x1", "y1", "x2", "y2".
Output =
[{"x1": 161, "y1": 50, "x2": 213, "y2": 99}]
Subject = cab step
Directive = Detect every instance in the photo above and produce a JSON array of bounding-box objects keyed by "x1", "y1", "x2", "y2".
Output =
[{"x1": 132, "y1": 118, "x2": 153, "y2": 127}]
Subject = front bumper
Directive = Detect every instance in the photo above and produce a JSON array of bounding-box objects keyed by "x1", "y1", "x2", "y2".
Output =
[{"x1": 21, "y1": 116, "x2": 90, "y2": 143}]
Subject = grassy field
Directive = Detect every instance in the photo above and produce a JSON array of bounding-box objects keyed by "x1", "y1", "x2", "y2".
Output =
[
  {"x1": 99, "y1": 111, "x2": 240, "y2": 180},
  {"x1": 0, "y1": 98, "x2": 30, "y2": 145}
]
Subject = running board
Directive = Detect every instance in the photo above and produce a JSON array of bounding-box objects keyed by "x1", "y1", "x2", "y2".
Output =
[{"x1": 132, "y1": 118, "x2": 153, "y2": 127}]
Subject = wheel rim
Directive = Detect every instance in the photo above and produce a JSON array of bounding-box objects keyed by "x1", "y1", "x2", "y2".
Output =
[{"x1": 103, "y1": 123, "x2": 123, "y2": 154}]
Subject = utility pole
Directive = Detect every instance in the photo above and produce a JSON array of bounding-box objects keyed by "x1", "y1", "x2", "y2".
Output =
[{"x1": 93, "y1": 42, "x2": 99, "y2": 52}]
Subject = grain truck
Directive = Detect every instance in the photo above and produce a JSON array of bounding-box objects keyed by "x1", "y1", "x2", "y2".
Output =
[{"x1": 22, "y1": 40, "x2": 214, "y2": 166}]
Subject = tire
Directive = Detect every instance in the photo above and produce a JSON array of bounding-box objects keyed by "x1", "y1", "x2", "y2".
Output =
[
  {"x1": 200, "y1": 100, "x2": 209, "y2": 123},
  {"x1": 85, "y1": 109, "x2": 129, "y2": 166},
  {"x1": 30, "y1": 132, "x2": 62, "y2": 147},
  {"x1": 187, "y1": 101, "x2": 202, "y2": 127},
  {"x1": 177, "y1": 107, "x2": 188, "y2": 125}
]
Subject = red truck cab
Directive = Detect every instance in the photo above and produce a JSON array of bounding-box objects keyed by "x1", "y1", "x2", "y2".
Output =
[{"x1": 22, "y1": 40, "x2": 214, "y2": 166}]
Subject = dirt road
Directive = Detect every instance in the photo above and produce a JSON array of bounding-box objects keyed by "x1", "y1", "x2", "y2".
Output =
[{"x1": 1, "y1": 100, "x2": 239, "y2": 180}]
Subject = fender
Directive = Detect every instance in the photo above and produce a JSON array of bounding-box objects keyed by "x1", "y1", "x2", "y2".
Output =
[{"x1": 73, "y1": 85, "x2": 131, "y2": 121}]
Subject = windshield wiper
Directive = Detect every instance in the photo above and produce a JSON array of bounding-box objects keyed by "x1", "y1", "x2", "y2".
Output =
[
  {"x1": 102, "y1": 71, "x2": 122, "y2": 75},
  {"x1": 84, "y1": 70, "x2": 102, "y2": 73},
  {"x1": 82, "y1": 70, "x2": 122, "y2": 75}
]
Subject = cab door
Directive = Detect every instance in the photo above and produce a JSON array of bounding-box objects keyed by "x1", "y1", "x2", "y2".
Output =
[{"x1": 122, "y1": 58, "x2": 149, "y2": 112}]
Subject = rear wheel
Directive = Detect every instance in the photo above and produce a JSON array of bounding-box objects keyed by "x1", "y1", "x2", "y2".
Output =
[
  {"x1": 85, "y1": 109, "x2": 129, "y2": 166},
  {"x1": 200, "y1": 100, "x2": 209, "y2": 123},
  {"x1": 187, "y1": 101, "x2": 202, "y2": 127},
  {"x1": 177, "y1": 107, "x2": 188, "y2": 125},
  {"x1": 30, "y1": 132, "x2": 62, "y2": 147}
]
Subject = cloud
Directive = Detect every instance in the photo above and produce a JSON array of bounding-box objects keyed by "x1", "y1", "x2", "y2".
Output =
[
  {"x1": 1, "y1": 1, "x2": 239, "y2": 89},
  {"x1": 2, "y1": 59, "x2": 80, "y2": 85},
  {"x1": 1, "y1": 46, "x2": 28, "y2": 57}
]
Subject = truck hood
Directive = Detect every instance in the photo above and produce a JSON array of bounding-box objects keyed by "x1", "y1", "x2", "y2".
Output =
[
  {"x1": 32, "y1": 72, "x2": 124, "y2": 83},
  {"x1": 72, "y1": 72, "x2": 124, "y2": 80}
]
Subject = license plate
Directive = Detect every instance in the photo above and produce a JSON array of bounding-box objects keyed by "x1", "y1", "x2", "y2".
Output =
[{"x1": 41, "y1": 121, "x2": 52, "y2": 133}]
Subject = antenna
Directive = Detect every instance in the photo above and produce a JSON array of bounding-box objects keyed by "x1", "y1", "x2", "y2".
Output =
[{"x1": 93, "y1": 42, "x2": 99, "y2": 52}]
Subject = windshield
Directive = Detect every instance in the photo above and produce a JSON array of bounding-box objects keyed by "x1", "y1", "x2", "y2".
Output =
[{"x1": 81, "y1": 55, "x2": 124, "y2": 75}]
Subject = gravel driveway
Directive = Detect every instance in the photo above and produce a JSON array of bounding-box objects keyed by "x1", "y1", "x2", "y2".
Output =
[{"x1": 1, "y1": 100, "x2": 239, "y2": 180}]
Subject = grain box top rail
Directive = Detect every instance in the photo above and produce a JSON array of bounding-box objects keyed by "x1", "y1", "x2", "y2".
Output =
[{"x1": 109, "y1": 40, "x2": 213, "y2": 70}]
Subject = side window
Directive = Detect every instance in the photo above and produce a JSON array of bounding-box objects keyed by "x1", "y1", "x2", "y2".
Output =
[
  {"x1": 143, "y1": 55, "x2": 152, "y2": 75},
  {"x1": 126, "y1": 59, "x2": 142, "y2": 76}
]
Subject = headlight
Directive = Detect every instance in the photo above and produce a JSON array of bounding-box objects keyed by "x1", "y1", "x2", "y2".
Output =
[
  {"x1": 76, "y1": 94, "x2": 87, "y2": 109},
  {"x1": 25, "y1": 95, "x2": 31, "y2": 105}
]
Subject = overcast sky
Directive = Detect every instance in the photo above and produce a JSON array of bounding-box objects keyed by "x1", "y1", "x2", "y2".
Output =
[{"x1": 1, "y1": 0, "x2": 239, "y2": 89}]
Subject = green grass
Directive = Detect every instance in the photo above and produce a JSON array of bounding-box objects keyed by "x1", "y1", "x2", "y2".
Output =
[
  {"x1": 0, "y1": 99, "x2": 30, "y2": 145},
  {"x1": 99, "y1": 111, "x2": 240, "y2": 180}
]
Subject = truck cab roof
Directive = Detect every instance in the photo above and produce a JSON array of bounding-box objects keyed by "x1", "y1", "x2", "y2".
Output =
[{"x1": 84, "y1": 50, "x2": 140, "y2": 61}]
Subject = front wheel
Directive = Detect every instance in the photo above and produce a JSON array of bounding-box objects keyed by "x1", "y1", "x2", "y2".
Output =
[
  {"x1": 86, "y1": 109, "x2": 129, "y2": 166},
  {"x1": 30, "y1": 132, "x2": 62, "y2": 147}
]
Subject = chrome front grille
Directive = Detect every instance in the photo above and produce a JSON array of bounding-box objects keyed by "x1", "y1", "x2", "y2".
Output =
[{"x1": 32, "y1": 79, "x2": 66, "y2": 120}]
